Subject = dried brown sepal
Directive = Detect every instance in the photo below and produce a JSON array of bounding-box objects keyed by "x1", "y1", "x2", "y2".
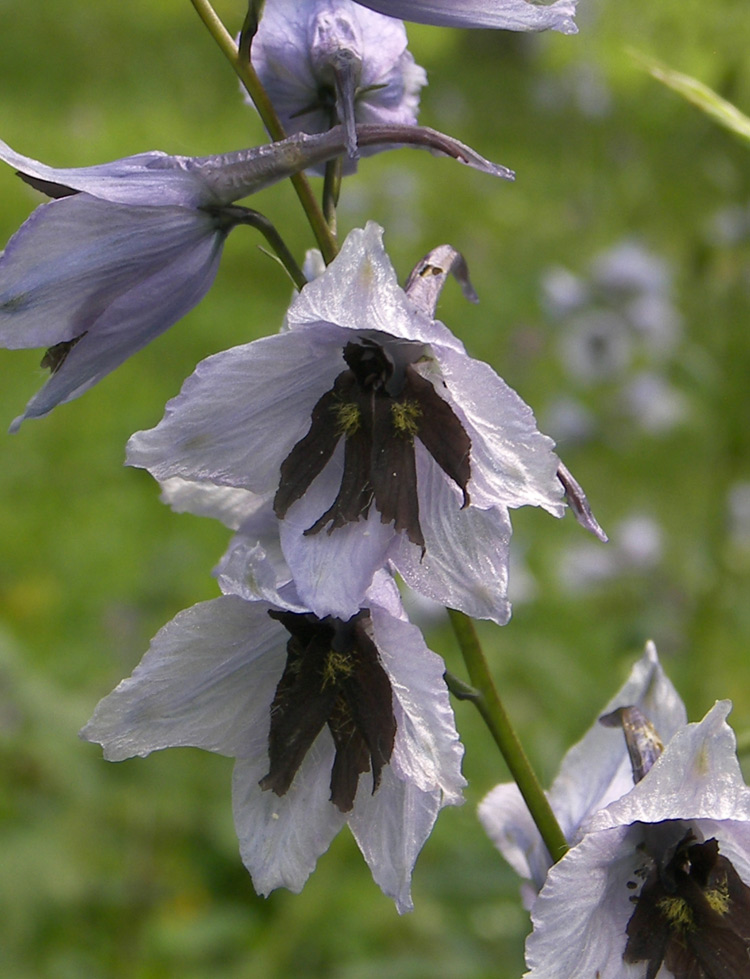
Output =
[
  {"x1": 557, "y1": 461, "x2": 608, "y2": 542},
  {"x1": 404, "y1": 243, "x2": 478, "y2": 317},
  {"x1": 599, "y1": 705, "x2": 664, "y2": 783}
]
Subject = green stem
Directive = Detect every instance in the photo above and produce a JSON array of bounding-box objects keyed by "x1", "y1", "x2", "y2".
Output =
[
  {"x1": 447, "y1": 609, "x2": 569, "y2": 864},
  {"x1": 188, "y1": 0, "x2": 338, "y2": 264},
  {"x1": 322, "y1": 156, "x2": 343, "y2": 234},
  {"x1": 226, "y1": 206, "x2": 307, "y2": 290}
]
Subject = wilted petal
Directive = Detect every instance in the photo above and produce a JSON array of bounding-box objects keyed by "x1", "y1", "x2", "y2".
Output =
[
  {"x1": 80, "y1": 597, "x2": 284, "y2": 760},
  {"x1": 352, "y1": 0, "x2": 578, "y2": 34},
  {"x1": 232, "y1": 732, "x2": 347, "y2": 895}
]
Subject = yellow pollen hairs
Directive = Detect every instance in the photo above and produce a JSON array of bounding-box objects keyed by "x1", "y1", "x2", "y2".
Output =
[{"x1": 391, "y1": 399, "x2": 422, "y2": 437}]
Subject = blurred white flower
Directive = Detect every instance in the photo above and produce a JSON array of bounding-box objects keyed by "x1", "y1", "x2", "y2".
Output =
[
  {"x1": 622, "y1": 370, "x2": 689, "y2": 434},
  {"x1": 728, "y1": 481, "x2": 750, "y2": 549},
  {"x1": 558, "y1": 310, "x2": 632, "y2": 384},
  {"x1": 540, "y1": 266, "x2": 589, "y2": 319},
  {"x1": 591, "y1": 240, "x2": 671, "y2": 299}
]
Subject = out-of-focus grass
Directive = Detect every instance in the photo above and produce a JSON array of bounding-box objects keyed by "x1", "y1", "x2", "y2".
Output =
[{"x1": 0, "y1": 1, "x2": 749, "y2": 977}]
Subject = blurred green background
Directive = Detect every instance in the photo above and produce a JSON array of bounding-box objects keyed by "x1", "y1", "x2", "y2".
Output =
[{"x1": 1, "y1": 1, "x2": 749, "y2": 977}]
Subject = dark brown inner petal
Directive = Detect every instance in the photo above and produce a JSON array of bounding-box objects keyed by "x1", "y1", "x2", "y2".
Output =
[
  {"x1": 273, "y1": 338, "x2": 471, "y2": 550},
  {"x1": 624, "y1": 832, "x2": 750, "y2": 979},
  {"x1": 260, "y1": 609, "x2": 396, "y2": 813}
]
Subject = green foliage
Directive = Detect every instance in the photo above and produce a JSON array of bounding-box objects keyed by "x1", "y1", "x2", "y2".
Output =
[{"x1": 0, "y1": 1, "x2": 749, "y2": 976}]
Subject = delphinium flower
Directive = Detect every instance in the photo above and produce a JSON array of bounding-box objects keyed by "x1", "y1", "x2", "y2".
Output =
[
  {"x1": 81, "y1": 563, "x2": 465, "y2": 913},
  {"x1": 0, "y1": 125, "x2": 508, "y2": 430},
  {"x1": 250, "y1": 0, "x2": 427, "y2": 167},
  {"x1": 351, "y1": 0, "x2": 578, "y2": 35},
  {"x1": 479, "y1": 643, "x2": 750, "y2": 977},
  {"x1": 128, "y1": 223, "x2": 604, "y2": 626},
  {"x1": 541, "y1": 239, "x2": 688, "y2": 444}
]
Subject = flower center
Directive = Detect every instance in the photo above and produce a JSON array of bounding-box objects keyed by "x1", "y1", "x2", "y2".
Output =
[
  {"x1": 273, "y1": 336, "x2": 471, "y2": 550},
  {"x1": 259, "y1": 609, "x2": 396, "y2": 813},
  {"x1": 624, "y1": 831, "x2": 750, "y2": 977}
]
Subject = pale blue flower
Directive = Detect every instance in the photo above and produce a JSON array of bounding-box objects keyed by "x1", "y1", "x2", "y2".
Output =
[
  {"x1": 0, "y1": 126, "x2": 507, "y2": 429},
  {"x1": 251, "y1": 0, "x2": 427, "y2": 169},
  {"x1": 480, "y1": 643, "x2": 750, "y2": 978},
  {"x1": 127, "y1": 223, "x2": 592, "y2": 625},
  {"x1": 81, "y1": 568, "x2": 465, "y2": 913},
  {"x1": 352, "y1": 0, "x2": 578, "y2": 35}
]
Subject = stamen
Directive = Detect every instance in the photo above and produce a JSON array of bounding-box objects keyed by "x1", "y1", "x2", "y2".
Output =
[
  {"x1": 656, "y1": 896, "x2": 695, "y2": 932},
  {"x1": 391, "y1": 399, "x2": 421, "y2": 437},
  {"x1": 705, "y1": 880, "x2": 730, "y2": 916},
  {"x1": 335, "y1": 400, "x2": 361, "y2": 436},
  {"x1": 321, "y1": 649, "x2": 355, "y2": 689}
]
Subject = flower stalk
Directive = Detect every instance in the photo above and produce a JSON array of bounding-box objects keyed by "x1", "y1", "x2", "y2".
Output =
[
  {"x1": 322, "y1": 157, "x2": 343, "y2": 235},
  {"x1": 447, "y1": 608, "x2": 569, "y2": 863},
  {"x1": 188, "y1": 0, "x2": 339, "y2": 263},
  {"x1": 222, "y1": 206, "x2": 307, "y2": 290}
]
